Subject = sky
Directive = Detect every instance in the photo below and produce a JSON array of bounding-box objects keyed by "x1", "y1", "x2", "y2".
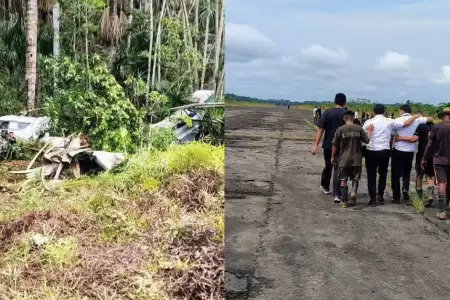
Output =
[{"x1": 225, "y1": 0, "x2": 450, "y2": 104}]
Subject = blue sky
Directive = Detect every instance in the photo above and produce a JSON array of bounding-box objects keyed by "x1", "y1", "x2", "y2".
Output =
[{"x1": 225, "y1": 0, "x2": 450, "y2": 104}]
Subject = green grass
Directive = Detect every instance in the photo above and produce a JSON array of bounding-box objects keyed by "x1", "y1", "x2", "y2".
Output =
[
  {"x1": 0, "y1": 142, "x2": 225, "y2": 299},
  {"x1": 410, "y1": 194, "x2": 425, "y2": 213}
]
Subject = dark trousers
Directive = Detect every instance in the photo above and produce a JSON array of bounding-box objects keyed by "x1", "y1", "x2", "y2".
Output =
[
  {"x1": 366, "y1": 149, "x2": 390, "y2": 200},
  {"x1": 391, "y1": 149, "x2": 414, "y2": 201},
  {"x1": 321, "y1": 148, "x2": 341, "y2": 197}
]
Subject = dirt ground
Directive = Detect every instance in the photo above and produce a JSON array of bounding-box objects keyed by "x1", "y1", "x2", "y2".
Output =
[{"x1": 225, "y1": 106, "x2": 450, "y2": 300}]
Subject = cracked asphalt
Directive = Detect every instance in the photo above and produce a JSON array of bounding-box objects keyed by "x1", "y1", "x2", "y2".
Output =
[{"x1": 225, "y1": 106, "x2": 450, "y2": 300}]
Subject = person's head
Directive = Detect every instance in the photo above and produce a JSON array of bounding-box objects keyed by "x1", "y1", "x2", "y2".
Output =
[
  {"x1": 353, "y1": 118, "x2": 361, "y2": 126},
  {"x1": 334, "y1": 93, "x2": 347, "y2": 107},
  {"x1": 343, "y1": 110, "x2": 355, "y2": 124},
  {"x1": 315, "y1": 106, "x2": 317, "y2": 108},
  {"x1": 373, "y1": 104, "x2": 385, "y2": 115},
  {"x1": 399, "y1": 104, "x2": 412, "y2": 115},
  {"x1": 438, "y1": 107, "x2": 450, "y2": 121}
]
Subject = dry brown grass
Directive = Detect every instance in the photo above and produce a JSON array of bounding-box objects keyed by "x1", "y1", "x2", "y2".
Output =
[{"x1": 0, "y1": 143, "x2": 224, "y2": 299}]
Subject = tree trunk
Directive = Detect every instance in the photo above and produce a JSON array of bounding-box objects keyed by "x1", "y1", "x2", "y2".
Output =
[
  {"x1": 212, "y1": 0, "x2": 223, "y2": 95},
  {"x1": 151, "y1": 0, "x2": 166, "y2": 88},
  {"x1": 25, "y1": 0, "x2": 38, "y2": 113},
  {"x1": 127, "y1": 0, "x2": 133, "y2": 51},
  {"x1": 145, "y1": 0, "x2": 153, "y2": 104},
  {"x1": 181, "y1": 0, "x2": 193, "y2": 93},
  {"x1": 85, "y1": 0, "x2": 90, "y2": 88},
  {"x1": 200, "y1": 0, "x2": 210, "y2": 89},
  {"x1": 52, "y1": 1, "x2": 60, "y2": 58},
  {"x1": 110, "y1": 0, "x2": 117, "y2": 17},
  {"x1": 194, "y1": 0, "x2": 199, "y2": 89}
]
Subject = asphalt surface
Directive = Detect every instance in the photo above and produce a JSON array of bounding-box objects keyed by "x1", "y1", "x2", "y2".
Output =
[{"x1": 225, "y1": 106, "x2": 450, "y2": 300}]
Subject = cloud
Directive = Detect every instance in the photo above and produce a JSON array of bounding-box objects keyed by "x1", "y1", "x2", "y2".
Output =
[
  {"x1": 432, "y1": 65, "x2": 450, "y2": 84},
  {"x1": 300, "y1": 45, "x2": 349, "y2": 68},
  {"x1": 375, "y1": 51, "x2": 411, "y2": 71},
  {"x1": 225, "y1": 0, "x2": 450, "y2": 103},
  {"x1": 225, "y1": 23, "x2": 277, "y2": 63}
]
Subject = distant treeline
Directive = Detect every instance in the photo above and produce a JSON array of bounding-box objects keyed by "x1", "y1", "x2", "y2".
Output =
[{"x1": 225, "y1": 93, "x2": 448, "y2": 117}]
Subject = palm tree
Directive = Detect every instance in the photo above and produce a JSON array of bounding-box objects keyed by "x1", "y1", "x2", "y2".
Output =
[
  {"x1": 100, "y1": 0, "x2": 127, "y2": 46},
  {"x1": 25, "y1": 0, "x2": 38, "y2": 112}
]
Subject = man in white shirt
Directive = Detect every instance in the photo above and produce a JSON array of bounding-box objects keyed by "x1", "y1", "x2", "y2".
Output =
[
  {"x1": 313, "y1": 106, "x2": 318, "y2": 123},
  {"x1": 362, "y1": 104, "x2": 419, "y2": 205},
  {"x1": 391, "y1": 104, "x2": 433, "y2": 204},
  {"x1": 354, "y1": 111, "x2": 359, "y2": 120}
]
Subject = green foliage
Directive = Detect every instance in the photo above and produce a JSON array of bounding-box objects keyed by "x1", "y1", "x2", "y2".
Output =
[
  {"x1": 226, "y1": 93, "x2": 448, "y2": 117},
  {"x1": 198, "y1": 106, "x2": 224, "y2": 145},
  {"x1": 41, "y1": 55, "x2": 143, "y2": 152},
  {"x1": 42, "y1": 237, "x2": 78, "y2": 267},
  {"x1": 140, "y1": 126, "x2": 177, "y2": 152},
  {"x1": 93, "y1": 142, "x2": 224, "y2": 194}
]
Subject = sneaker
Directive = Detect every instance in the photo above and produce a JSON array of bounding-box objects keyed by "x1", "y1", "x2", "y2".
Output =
[
  {"x1": 437, "y1": 212, "x2": 447, "y2": 220},
  {"x1": 333, "y1": 196, "x2": 341, "y2": 203},
  {"x1": 340, "y1": 201, "x2": 347, "y2": 208},
  {"x1": 349, "y1": 194, "x2": 357, "y2": 207},
  {"x1": 320, "y1": 186, "x2": 331, "y2": 195},
  {"x1": 377, "y1": 195, "x2": 385, "y2": 205},
  {"x1": 392, "y1": 199, "x2": 400, "y2": 204},
  {"x1": 368, "y1": 199, "x2": 376, "y2": 206},
  {"x1": 425, "y1": 197, "x2": 433, "y2": 208}
]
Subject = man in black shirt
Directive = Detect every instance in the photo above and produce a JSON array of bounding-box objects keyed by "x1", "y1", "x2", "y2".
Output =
[
  {"x1": 395, "y1": 116, "x2": 435, "y2": 206},
  {"x1": 311, "y1": 93, "x2": 347, "y2": 202}
]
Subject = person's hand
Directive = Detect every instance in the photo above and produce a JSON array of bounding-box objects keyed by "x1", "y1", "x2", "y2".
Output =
[
  {"x1": 395, "y1": 135, "x2": 402, "y2": 142},
  {"x1": 331, "y1": 157, "x2": 335, "y2": 165},
  {"x1": 420, "y1": 160, "x2": 427, "y2": 169},
  {"x1": 310, "y1": 145, "x2": 318, "y2": 155}
]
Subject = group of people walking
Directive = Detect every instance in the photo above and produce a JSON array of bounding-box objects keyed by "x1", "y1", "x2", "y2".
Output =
[{"x1": 310, "y1": 93, "x2": 450, "y2": 220}]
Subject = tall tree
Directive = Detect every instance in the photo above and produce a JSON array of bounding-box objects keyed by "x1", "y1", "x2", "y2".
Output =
[
  {"x1": 212, "y1": 0, "x2": 223, "y2": 95},
  {"x1": 25, "y1": 0, "x2": 38, "y2": 112},
  {"x1": 52, "y1": 1, "x2": 60, "y2": 57},
  {"x1": 200, "y1": 0, "x2": 211, "y2": 89}
]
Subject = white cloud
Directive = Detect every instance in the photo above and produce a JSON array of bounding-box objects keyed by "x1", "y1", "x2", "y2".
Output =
[
  {"x1": 225, "y1": 0, "x2": 450, "y2": 103},
  {"x1": 225, "y1": 23, "x2": 277, "y2": 62},
  {"x1": 375, "y1": 51, "x2": 411, "y2": 71},
  {"x1": 432, "y1": 65, "x2": 450, "y2": 84},
  {"x1": 300, "y1": 44, "x2": 349, "y2": 68}
]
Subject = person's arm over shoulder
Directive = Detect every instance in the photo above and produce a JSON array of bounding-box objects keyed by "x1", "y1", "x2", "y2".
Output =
[
  {"x1": 417, "y1": 116, "x2": 432, "y2": 125},
  {"x1": 392, "y1": 115, "x2": 418, "y2": 129}
]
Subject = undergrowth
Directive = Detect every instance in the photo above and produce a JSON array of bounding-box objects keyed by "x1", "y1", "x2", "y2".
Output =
[{"x1": 0, "y1": 142, "x2": 224, "y2": 299}]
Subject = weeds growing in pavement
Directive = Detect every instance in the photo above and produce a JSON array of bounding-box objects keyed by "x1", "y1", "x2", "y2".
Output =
[
  {"x1": 411, "y1": 194, "x2": 425, "y2": 213},
  {"x1": 0, "y1": 142, "x2": 224, "y2": 299}
]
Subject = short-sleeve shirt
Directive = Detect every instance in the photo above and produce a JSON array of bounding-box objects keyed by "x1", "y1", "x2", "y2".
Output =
[
  {"x1": 414, "y1": 123, "x2": 434, "y2": 161},
  {"x1": 429, "y1": 121, "x2": 450, "y2": 165},
  {"x1": 333, "y1": 124, "x2": 370, "y2": 168},
  {"x1": 393, "y1": 114, "x2": 428, "y2": 152},
  {"x1": 317, "y1": 107, "x2": 346, "y2": 150}
]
